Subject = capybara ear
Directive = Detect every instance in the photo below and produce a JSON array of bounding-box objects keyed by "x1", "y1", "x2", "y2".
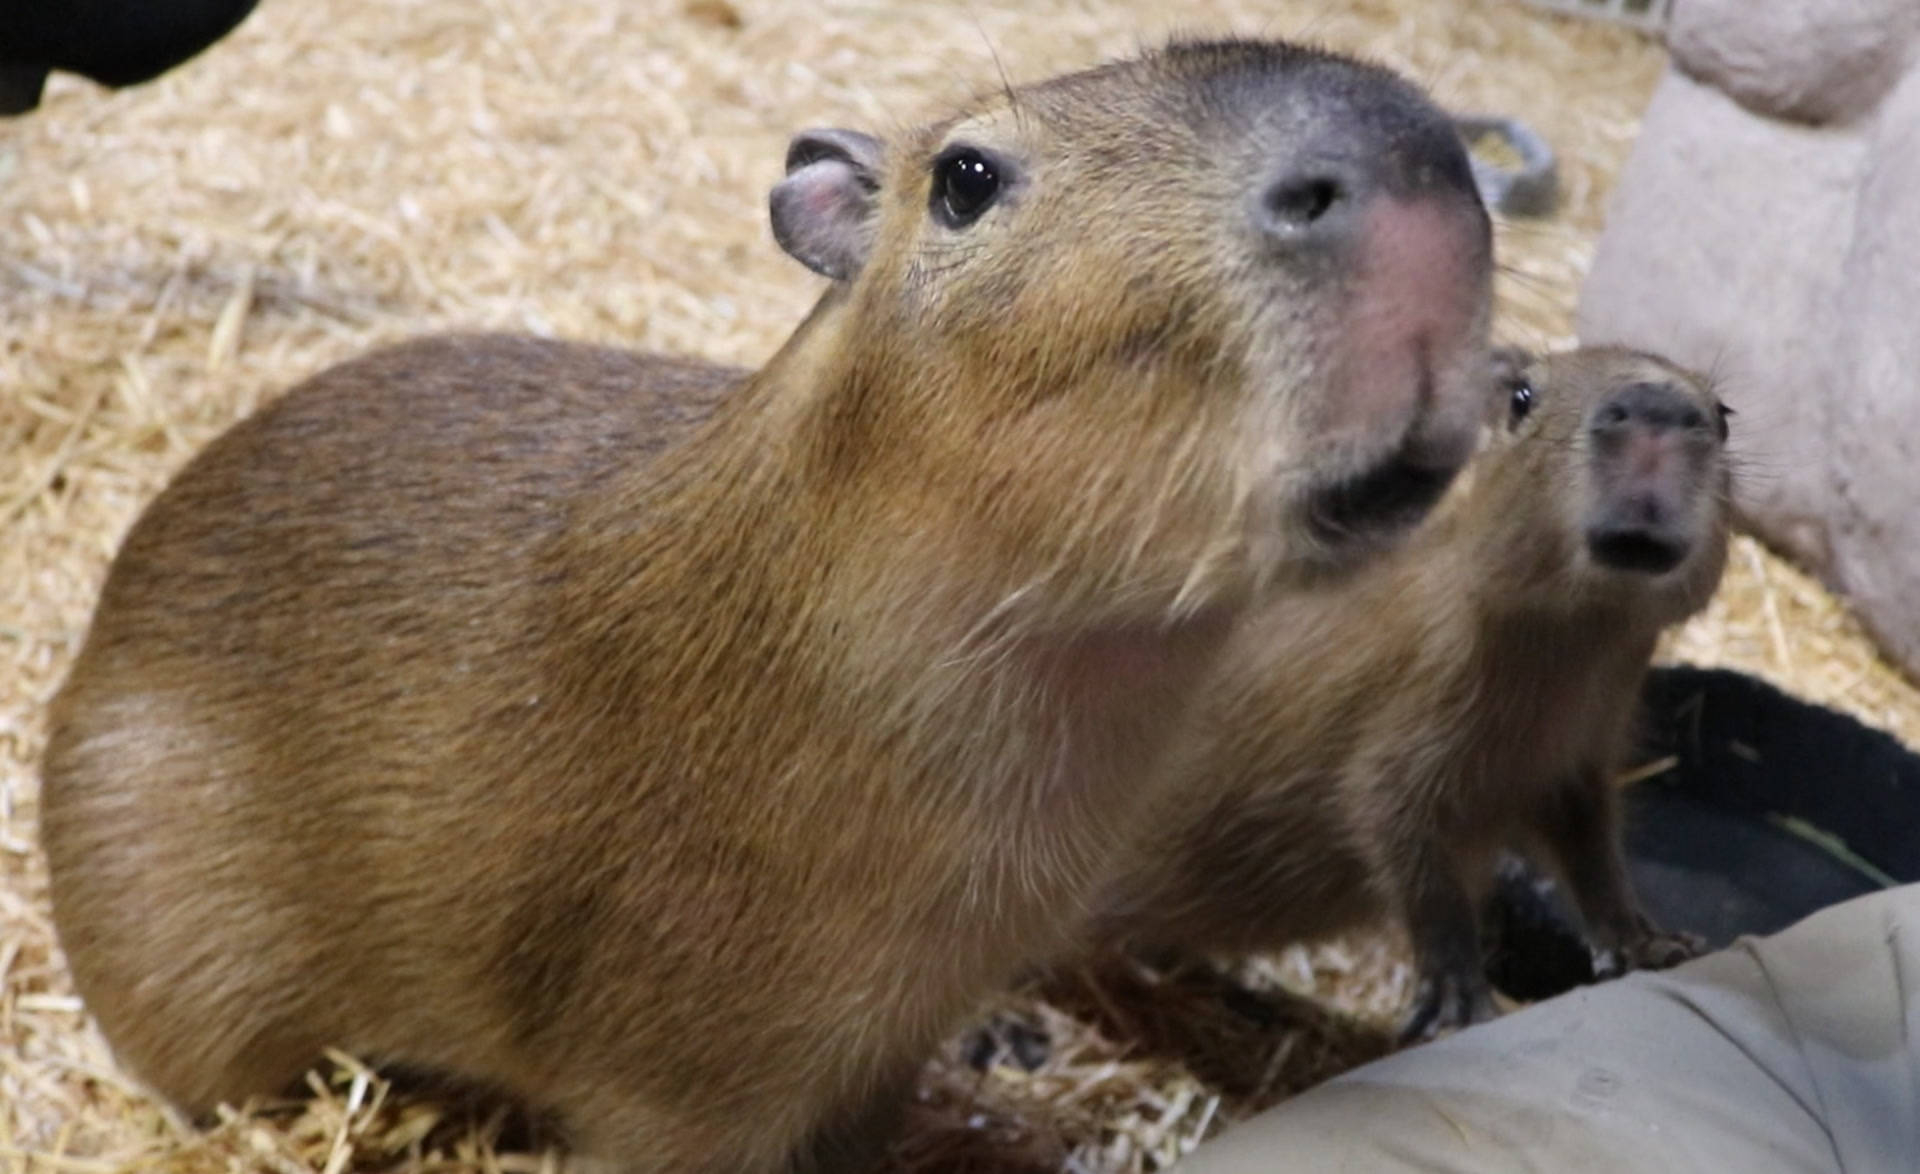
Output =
[
  {"x1": 770, "y1": 129, "x2": 885, "y2": 280},
  {"x1": 1489, "y1": 344, "x2": 1536, "y2": 386}
]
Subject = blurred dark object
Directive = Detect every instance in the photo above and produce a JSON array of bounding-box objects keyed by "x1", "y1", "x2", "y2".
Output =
[
  {"x1": 1481, "y1": 856, "x2": 1596, "y2": 1001},
  {"x1": 1484, "y1": 665, "x2": 1919, "y2": 1002},
  {"x1": 1, "y1": 0, "x2": 259, "y2": 114},
  {"x1": 1628, "y1": 664, "x2": 1915, "y2": 940}
]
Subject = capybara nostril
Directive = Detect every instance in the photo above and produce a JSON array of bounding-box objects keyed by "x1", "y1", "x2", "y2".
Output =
[
  {"x1": 1594, "y1": 381, "x2": 1709, "y2": 435},
  {"x1": 1258, "y1": 169, "x2": 1350, "y2": 239},
  {"x1": 1253, "y1": 121, "x2": 1478, "y2": 246}
]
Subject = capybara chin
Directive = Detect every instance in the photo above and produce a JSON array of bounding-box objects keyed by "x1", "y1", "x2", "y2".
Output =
[
  {"x1": 40, "y1": 38, "x2": 1492, "y2": 1173},
  {"x1": 1096, "y1": 345, "x2": 1733, "y2": 1041}
]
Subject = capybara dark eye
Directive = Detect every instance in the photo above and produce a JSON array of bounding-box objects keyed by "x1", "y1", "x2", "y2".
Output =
[
  {"x1": 1508, "y1": 378, "x2": 1535, "y2": 426},
  {"x1": 1715, "y1": 401, "x2": 1734, "y2": 442},
  {"x1": 933, "y1": 147, "x2": 1000, "y2": 226}
]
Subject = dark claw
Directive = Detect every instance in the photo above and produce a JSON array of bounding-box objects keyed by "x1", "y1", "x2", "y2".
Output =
[
  {"x1": 1481, "y1": 856, "x2": 1598, "y2": 1000},
  {"x1": 1398, "y1": 965, "x2": 1497, "y2": 1043},
  {"x1": 1593, "y1": 916, "x2": 1708, "y2": 980},
  {"x1": 1636, "y1": 929, "x2": 1708, "y2": 969}
]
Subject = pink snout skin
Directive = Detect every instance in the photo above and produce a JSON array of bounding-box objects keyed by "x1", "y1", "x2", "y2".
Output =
[
  {"x1": 1324, "y1": 195, "x2": 1493, "y2": 460},
  {"x1": 1604, "y1": 427, "x2": 1698, "y2": 525}
]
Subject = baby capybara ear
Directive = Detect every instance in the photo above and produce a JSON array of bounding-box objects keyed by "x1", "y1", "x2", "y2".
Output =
[
  {"x1": 769, "y1": 128, "x2": 885, "y2": 280},
  {"x1": 1489, "y1": 345, "x2": 1537, "y2": 387}
]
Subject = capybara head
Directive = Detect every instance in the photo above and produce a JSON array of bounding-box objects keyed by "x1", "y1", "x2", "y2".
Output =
[
  {"x1": 1472, "y1": 345, "x2": 1733, "y2": 618},
  {"x1": 768, "y1": 38, "x2": 1494, "y2": 627}
]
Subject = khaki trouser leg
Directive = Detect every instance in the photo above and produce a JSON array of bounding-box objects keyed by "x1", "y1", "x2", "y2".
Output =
[{"x1": 1171, "y1": 884, "x2": 1920, "y2": 1173}]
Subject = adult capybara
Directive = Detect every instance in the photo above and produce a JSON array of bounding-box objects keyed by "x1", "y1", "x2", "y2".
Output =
[{"x1": 41, "y1": 39, "x2": 1493, "y2": 1172}]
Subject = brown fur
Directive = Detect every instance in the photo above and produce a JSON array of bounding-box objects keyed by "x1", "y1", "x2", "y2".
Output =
[
  {"x1": 40, "y1": 39, "x2": 1491, "y2": 1173},
  {"x1": 1097, "y1": 346, "x2": 1733, "y2": 1036}
]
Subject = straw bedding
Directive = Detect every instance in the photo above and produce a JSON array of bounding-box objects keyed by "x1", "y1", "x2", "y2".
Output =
[{"x1": 3, "y1": 0, "x2": 1915, "y2": 1170}]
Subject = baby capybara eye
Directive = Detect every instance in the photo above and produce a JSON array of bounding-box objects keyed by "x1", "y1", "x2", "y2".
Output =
[{"x1": 1508, "y1": 377, "x2": 1536, "y2": 426}]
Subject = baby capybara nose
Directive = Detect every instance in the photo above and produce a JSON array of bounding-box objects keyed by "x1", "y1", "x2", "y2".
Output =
[
  {"x1": 1592, "y1": 381, "x2": 1711, "y2": 437},
  {"x1": 1584, "y1": 380, "x2": 1722, "y2": 576}
]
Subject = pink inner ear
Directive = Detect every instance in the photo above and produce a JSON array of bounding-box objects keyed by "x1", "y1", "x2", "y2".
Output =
[
  {"x1": 791, "y1": 163, "x2": 865, "y2": 225},
  {"x1": 773, "y1": 159, "x2": 874, "y2": 278}
]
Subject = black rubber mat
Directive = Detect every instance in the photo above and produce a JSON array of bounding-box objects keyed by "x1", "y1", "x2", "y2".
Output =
[{"x1": 1484, "y1": 665, "x2": 1919, "y2": 1002}]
